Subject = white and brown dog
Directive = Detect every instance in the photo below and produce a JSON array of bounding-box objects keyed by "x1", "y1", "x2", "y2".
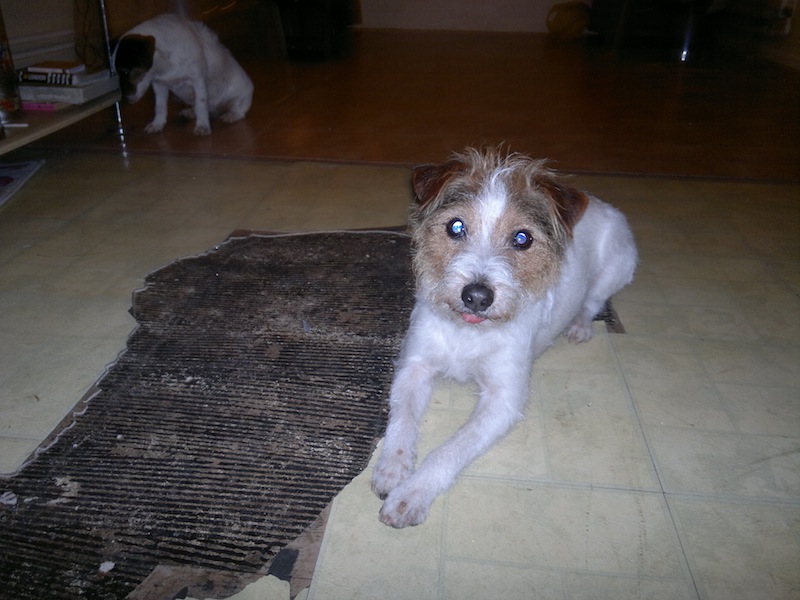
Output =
[
  {"x1": 113, "y1": 13, "x2": 253, "y2": 136},
  {"x1": 372, "y1": 148, "x2": 638, "y2": 528}
]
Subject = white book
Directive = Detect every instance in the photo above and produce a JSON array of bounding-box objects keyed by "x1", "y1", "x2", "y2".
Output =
[{"x1": 18, "y1": 74, "x2": 119, "y2": 105}]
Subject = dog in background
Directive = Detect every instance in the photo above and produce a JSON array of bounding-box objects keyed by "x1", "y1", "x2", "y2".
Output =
[
  {"x1": 371, "y1": 148, "x2": 638, "y2": 528},
  {"x1": 113, "y1": 13, "x2": 253, "y2": 136}
]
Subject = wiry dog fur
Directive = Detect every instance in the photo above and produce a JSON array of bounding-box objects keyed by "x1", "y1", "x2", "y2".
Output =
[
  {"x1": 371, "y1": 148, "x2": 638, "y2": 528},
  {"x1": 113, "y1": 13, "x2": 253, "y2": 136}
]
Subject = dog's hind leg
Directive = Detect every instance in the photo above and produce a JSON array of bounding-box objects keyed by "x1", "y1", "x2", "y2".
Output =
[
  {"x1": 565, "y1": 208, "x2": 637, "y2": 343},
  {"x1": 565, "y1": 259, "x2": 635, "y2": 343},
  {"x1": 219, "y1": 87, "x2": 253, "y2": 123},
  {"x1": 564, "y1": 295, "x2": 608, "y2": 343}
]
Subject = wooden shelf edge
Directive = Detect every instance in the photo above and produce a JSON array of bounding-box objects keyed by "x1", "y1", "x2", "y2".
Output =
[{"x1": 0, "y1": 91, "x2": 121, "y2": 157}]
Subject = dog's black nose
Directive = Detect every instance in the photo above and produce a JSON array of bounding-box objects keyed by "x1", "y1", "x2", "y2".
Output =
[{"x1": 461, "y1": 283, "x2": 494, "y2": 312}]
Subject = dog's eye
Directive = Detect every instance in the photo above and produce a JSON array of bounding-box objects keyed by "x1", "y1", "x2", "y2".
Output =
[
  {"x1": 512, "y1": 230, "x2": 533, "y2": 249},
  {"x1": 447, "y1": 218, "x2": 466, "y2": 239}
]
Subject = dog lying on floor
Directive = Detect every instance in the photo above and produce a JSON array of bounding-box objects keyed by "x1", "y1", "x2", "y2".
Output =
[
  {"x1": 113, "y1": 13, "x2": 253, "y2": 136},
  {"x1": 371, "y1": 147, "x2": 638, "y2": 528}
]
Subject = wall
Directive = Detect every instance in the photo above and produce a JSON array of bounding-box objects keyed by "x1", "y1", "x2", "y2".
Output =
[
  {"x1": 1, "y1": 0, "x2": 77, "y2": 68},
  {"x1": 358, "y1": 0, "x2": 553, "y2": 32}
]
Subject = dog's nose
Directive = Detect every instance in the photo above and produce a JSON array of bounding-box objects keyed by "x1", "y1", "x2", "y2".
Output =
[{"x1": 461, "y1": 283, "x2": 494, "y2": 312}]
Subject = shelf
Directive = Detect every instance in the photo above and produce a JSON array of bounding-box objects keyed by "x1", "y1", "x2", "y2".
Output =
[{"x1": 0, "y1": 90, "x2": 120, "y2": 156}]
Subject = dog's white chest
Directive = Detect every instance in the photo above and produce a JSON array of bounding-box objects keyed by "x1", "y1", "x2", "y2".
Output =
[{"x1": 404, "y1": 304, "x2": 534, "y2": 382}]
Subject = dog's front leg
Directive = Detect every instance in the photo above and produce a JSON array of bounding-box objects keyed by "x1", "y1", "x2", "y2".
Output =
[
  {"x1": 144, "y1": 82, "x2": 169, "y2": 133},
  {"x1": 371, "y1": 360, "x2": 434, "y2": 501},
  {"x1": 191, "y1": 81, "x2": 211, "y2": 136},
  {"x1": 379, "y1": 377, "x2": 526, "y2": 528}
]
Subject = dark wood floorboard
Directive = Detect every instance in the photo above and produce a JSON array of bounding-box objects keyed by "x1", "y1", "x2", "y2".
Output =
[{"x1": 28, "y1": 29, "x2": 800, "y2": 181}]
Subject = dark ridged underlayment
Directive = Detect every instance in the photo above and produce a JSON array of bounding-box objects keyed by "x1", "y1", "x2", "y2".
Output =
[{"x1": 0, "y1": 232, "x2": 414, "y2": 599}]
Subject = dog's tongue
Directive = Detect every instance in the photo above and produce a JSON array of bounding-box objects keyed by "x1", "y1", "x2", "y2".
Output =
[{"x1": 461, "y1": 313, "x2": 485, "y2": 324}]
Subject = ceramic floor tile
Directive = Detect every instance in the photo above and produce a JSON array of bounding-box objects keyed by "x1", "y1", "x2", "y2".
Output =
[
  {"x1": 0, "y1": 437, "x2": 42, "y2": 474},
  {"x1": 715, "y1": 384, "x2": 800, "y2": 437},
  {"x1": 635, "y1": 255, "x2": 776, "y2": 284},
  {"x1": 610, "y1": 274, "x2": 665, "y2": 305},
  {"x1": 772, "y1": 260, "x2": 800, "y2": 296},
  {"x1": 445, "y1": 481, "x2": 685, "y2": 579},
  {"x1": 27, "y1": 265, "x2": 141, "y2": 299},
  {"x1": 442, "y1": 561, "x2": 563, "y2": 600},
  {"x1": 0, "y1": 334, "x2": 125, "y2": 442},
  {"x1": 538, "y1": 369, "x2": 658, "y2": 490},
  {"x1": 308, "y1": 467, "x2": 444, "y2": 600},
  {"x1": 726, "y1": 280, "x2": 800, "y2": 344},
  {"x1": 0, "y1": 216, "x2": 68, "y2": 254},
  {"x1": 612, "y1": 300, "x2": 761, "y2": 342},
  {"x1": 0, "y1": 259, "x2": 70, "y2": 293},
  {"x1": 670, "y1": 498, "x2": 800, "y2": 600},
  {"x1": 679, "y1": 225, "x2": 759, "y2": 259},
  {"x1": 693, "y1": 339, "x2": 800, "y2": 388},
  {"x1": 532, "y1": 322, "x2": 619, "y2": 374},
  {"x1": 614, "y1": 336, "x2": 735, "y2": 431},
  {"x1": 649, "y1": 427, "x2": 800, "y2": 500},
  {"x1": 0, "y1": 183, "x2": 104, "y2": 221},
  {"x1": 653, "y1": 277, "x2": 739, "y2": 309},
  {"x1": 623, "y1": 220, "x2": 694, "y2": 258},
  {"x1": 22, "y1": 221, "x2": 122, "y2": 267},
  {"x1": 188, "y1": 574, "x2": 292, "y2": 600},
  {"x1": 0, "y1": 292, "x2": 135, "y2": 340},
  {"x1": 564, "y1": 573, "x2": 698, "y2": 600},
  {"x1": 244, "y1": 162, "x2": 411, "y2": 232}
]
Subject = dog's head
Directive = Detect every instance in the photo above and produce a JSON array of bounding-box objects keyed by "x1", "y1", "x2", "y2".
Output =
[
  {"x1": 112, "y1": 35, "x2": 156, "y2": 103},
  {"x1": 409, "y1": 147, "x2": 589, "y2": 325}
]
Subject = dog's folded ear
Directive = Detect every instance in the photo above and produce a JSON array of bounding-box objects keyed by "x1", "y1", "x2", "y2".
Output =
[
  {"x1": 533, "y1": 175, "x2": 589, "y2": 237},
  {"x1": 412, "y1": 159, "x2": 465, "y2": 210},
  {"x1": 114, "y1": 35, "x2": 156, "y2": 71}
]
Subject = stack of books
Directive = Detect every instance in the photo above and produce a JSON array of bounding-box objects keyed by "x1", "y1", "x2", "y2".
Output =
[{"x1": 17, "y1": 60, "x2": 119, "y2": 106}]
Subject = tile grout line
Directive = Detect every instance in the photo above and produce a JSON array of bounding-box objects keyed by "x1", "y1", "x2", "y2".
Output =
[{"x1": 608, "y1": 329, "x2": 703, "y2": 600}]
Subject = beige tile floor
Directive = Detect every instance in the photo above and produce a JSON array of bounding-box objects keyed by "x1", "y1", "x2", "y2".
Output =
[{"x1": 1, "y1": 151, "x2": 798, "y2": 600}]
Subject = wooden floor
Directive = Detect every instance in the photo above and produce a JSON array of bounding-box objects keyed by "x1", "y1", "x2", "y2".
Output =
[{"x1": 31, "y1": 28, "x2": 800, "y2": 181}]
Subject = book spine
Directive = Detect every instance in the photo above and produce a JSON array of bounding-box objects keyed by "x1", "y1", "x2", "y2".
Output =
[{"x1": 18, "y1": 70, "x2": 75, "y2": 85}]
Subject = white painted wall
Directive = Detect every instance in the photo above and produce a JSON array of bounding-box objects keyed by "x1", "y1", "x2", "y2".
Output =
[
  {"x1": 2, "y1": 0, "x2": 76, "y2": 67},
  {"x1": 358, "y1": 0, "x2": 554, "y2": 32}
]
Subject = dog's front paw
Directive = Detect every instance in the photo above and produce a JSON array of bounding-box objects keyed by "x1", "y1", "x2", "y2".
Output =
[
  {"x1": 379, "y1": 480, "x2": 435, "y2": 528},
  {"x1": 193, "y1": 124, "x2": 211, "y2": 136},
  {"x1": 371, "y1": 449, "x2": 414, "y2": 500},
  {"x1": 565, "y1": 319, "x2": 594, "y2": 344},
  {"x1": 144, "y1": 120, "x2": 165, "y2": 134}
]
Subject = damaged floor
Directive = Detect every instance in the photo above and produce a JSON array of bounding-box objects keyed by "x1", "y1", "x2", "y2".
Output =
[
  {"x1": 0, "y1": 153, "x2": 797, "y2": 599},
  {"x1": 1, "y1": 232, "x2": 412, "y2": 598}
]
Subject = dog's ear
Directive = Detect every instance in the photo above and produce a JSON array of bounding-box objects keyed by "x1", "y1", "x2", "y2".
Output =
[
  {"x1": 412, "y1": 159, "x2": 465, "y2": 210},
  {"x1": 115, "y1": 35, "x2": 156, "y2": 71},
  {"x1": 534, "y1": 175, "x2": 589, "y2": 236}
]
